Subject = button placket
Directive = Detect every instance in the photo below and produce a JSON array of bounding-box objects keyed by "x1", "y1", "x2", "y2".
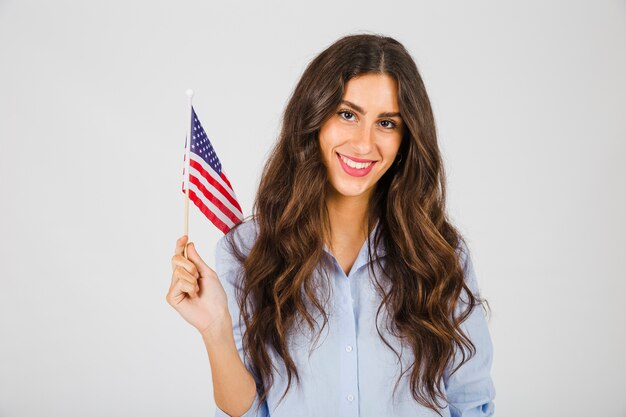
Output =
[
  {"x1": 340, "y1": 276, "x2": 358, "y2": 413},
  {"x1": 331, "y1": 252, "x2": 361, "y2": 416}
]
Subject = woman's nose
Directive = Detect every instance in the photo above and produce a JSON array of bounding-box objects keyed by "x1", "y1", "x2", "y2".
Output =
[{"x1": 350, "y1": 123, "x2": 374, "y2": 155}]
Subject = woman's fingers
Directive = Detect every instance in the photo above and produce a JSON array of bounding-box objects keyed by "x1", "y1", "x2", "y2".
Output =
[
  {"x1": 186, "y1": 242, "x2": 214, "y2": 278},
  {"x1": 168, "y1": 235, "x2": 215, "y2": 305},
  {"x1": 174, "y1": 235, "x2": 188, "y2": 256},
  {"x1": 167, "y1": 236, "x2": 230, "y2": 334},
  {"x1": 167, "y1": 273, "x2": 200, "y2": 305},
  {"x1": 172, "y1": 236, "x2": 214, "y2": 279},
  {"x1": 178, "y1": 278, "x2": 199, "y2": 298},
  {"x1": 173, "y1": 266, "x2": 198, "y2": 286},
  {"x1": 171, "y1": 254, "x2": 199, "y2": 279}
]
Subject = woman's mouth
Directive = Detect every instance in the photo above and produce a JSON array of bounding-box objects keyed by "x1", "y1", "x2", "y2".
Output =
[{"x1": 336, "y1": 152, "x2": 376, "y2": 177}]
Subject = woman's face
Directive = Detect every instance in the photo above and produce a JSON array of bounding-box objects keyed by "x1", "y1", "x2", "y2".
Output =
[{"x1": 319, "y1": 73, "x2": 403, "y2": 201}]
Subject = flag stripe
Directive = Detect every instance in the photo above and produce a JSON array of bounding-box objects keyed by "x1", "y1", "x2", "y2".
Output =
[
  {"x1": 187, "y1": 188, "x2": 231, "y2": 234},
  {"x1": 189, "y1": 153, "x2": 242, "y2": 212},
  {"x1": 188, "y1": 159, "x2": 243, "y2": 219},
  {"x1": 188, "y1": 172, "x2": 242, "y2": 225},
  {"x1": 187, "y1": 181, "x2": 237, "y2": 231},
  {"x1": 220, "y1": 171, "x2": 234, "y2": 189}
]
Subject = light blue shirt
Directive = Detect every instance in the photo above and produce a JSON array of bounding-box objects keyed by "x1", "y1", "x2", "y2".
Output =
[{"x1": 214, "y1": 219, "x2": 495, "y2": 417}]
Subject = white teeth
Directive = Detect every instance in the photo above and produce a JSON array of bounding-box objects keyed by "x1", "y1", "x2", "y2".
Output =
[{"x1": 340, "y1": 154, "x2": 372, "y2": 169}]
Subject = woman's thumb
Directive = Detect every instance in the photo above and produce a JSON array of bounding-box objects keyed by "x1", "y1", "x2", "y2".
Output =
[{"x1": 186, "y1": 242, "x2": 210, "y2": 275}]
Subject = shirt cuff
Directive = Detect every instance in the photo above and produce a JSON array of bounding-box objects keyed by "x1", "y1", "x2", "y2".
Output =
[{"x1": 214, "y1": 392, "x2": 261, "y2": 417}]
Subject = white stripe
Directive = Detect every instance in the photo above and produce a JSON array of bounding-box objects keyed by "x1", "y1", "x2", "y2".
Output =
[
  {"x1": 189, "y1": 173, "x2": 243, "y2": 222},
  {"x1": 190, "y1": 153, "x2": 239, "y2": 203},
  {"x1": 188, "y1": 181, "x2": 237, "y2": 228},
  {"x1": 189, "y1": 163, "x2": 243, "y2": 218}
]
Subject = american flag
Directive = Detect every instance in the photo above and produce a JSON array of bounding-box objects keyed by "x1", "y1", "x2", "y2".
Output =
[{"x1": 181, "y1": 106, "x2": 243, "y2": 234}]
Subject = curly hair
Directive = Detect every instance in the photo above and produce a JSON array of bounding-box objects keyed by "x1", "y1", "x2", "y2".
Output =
[{"x1": 224, "y1": 33, "x2": 488, "y2": 416}]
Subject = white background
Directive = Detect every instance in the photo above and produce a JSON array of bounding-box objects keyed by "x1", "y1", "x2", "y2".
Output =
[{"x1": 1, "y1": 0, "x2": 625, "y2": 416}]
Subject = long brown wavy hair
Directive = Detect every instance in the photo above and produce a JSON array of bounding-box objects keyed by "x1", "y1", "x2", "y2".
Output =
[{"x1": 224, "y1": 33, "x2": 488, "y2": 416}]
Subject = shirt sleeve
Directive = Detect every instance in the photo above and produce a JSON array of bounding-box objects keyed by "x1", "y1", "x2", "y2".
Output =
[
  {"x1": 213, "y1": 232, "x2": 270, "y2": 417},
  {"x1": 444, "y1": 242, "x2": 496, "y2": 417},
  {"x1": 215, "y1": 394, "x2": 265, "y2": 417}
]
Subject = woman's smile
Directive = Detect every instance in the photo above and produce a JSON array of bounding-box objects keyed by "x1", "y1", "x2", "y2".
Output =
[{"x1": 336, "y1": 152, "x2": 377, "y2": 177}]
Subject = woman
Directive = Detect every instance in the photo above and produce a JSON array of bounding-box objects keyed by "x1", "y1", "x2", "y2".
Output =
[{"x1": 167, "y1": 33, "x2": 496, "y2": 417}]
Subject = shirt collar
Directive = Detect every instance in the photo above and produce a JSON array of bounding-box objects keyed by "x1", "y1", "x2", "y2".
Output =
[{"x1": 322, "y1": 219, "x2": 387, "y2": 275}]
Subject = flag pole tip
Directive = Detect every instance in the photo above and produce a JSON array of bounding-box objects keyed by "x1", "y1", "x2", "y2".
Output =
[{"x1": 186, "y1": 89, "x2": 194, "y2": 98}]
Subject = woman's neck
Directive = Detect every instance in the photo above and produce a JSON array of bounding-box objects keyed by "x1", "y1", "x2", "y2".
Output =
[{"x1": 325, "y1": 189, "x2": 372, "y2": 249}]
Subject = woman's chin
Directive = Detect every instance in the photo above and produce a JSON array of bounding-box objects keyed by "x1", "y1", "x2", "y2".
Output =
[{"x1": 328, "y1": 181, "x2": 373, "y2": 199}]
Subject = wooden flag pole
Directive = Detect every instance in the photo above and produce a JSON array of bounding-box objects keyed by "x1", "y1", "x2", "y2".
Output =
[{"x1": 183, "y1": 89, "x2": 194, "y2": 259}]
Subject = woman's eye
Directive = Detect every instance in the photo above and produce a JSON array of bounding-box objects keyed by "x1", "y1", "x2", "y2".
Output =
[
  {"x1": 380, "y1": 120, "x2": 397, "y2": 129},
  {"x1": 338, "y1": 110, "x2": 355, "y2": 121}
]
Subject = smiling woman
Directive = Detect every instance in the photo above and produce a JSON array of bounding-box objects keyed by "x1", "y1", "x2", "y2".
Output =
[
  {"x1": 319, "y1": 74, "x2": 403, "y2": 197},
  {"x1": 168, "y1": 33, "x2": 495, "y2": 417}
]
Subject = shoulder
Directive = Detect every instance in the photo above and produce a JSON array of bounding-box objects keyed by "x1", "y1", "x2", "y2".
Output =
[
  {"x1": 215, "y1": 217, "x2": 260, "y2": 262},
  {"x1": 214, "y1": 218, "x2": 260, "y2": 282}
]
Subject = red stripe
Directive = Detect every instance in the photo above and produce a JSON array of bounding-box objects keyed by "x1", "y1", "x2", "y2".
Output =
[
  {"x1": 219, "y1": 172, "x2": 243, "y2": 213},
  {"x1": 220, "y1": 171, "x2": 233, "y2": 188},
  {"x1": 189, "y1": 159, "x2": 242, "y2": 212},
  {"x1": 187, "y1": 189, "x2": 230, "y2": 234},
  {"x1": 188, "y1": 174, "x2": 242, "y2": 225}
]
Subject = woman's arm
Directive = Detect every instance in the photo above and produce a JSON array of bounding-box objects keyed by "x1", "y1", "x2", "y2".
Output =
[
  {"x1": 210, "y1": 231, "x2": 269, "y2": 417},
  {"x1": 444, "y1": 242, "x2": 496, "y2": 417},
  {"x1": 201, "y1": 315, "x2": 258, "y2": 417},
  {"x1": 168, "y1": 234, "x2": 263, "y2": 417}
]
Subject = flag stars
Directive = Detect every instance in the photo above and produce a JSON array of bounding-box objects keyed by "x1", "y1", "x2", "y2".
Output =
[{"x1": 189, "y1": 109, "x2": 224, "y2": 174}]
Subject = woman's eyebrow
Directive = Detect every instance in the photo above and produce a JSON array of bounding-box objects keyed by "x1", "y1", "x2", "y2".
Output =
[{"x1": 340, "y1": 100, "x2": 401, "y2": 118}]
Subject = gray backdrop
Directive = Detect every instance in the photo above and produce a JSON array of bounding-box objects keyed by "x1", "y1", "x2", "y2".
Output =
[{"x1": 1, "y1": 0, "x2": 625, "y2": 416}]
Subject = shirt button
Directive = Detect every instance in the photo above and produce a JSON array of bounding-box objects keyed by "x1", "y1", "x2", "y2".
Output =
[
  {"x1": 346, "y1": 394, "x2": 354, "y2": 402},
  {"x1": 345, "y1": 345, "x2": 353, "y2": 352}
]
